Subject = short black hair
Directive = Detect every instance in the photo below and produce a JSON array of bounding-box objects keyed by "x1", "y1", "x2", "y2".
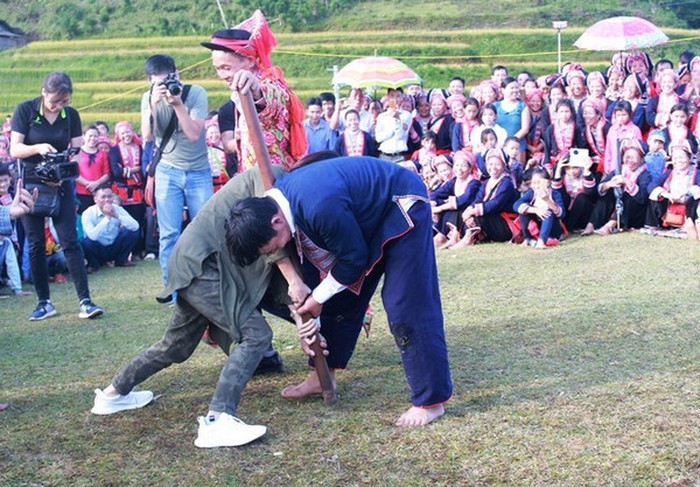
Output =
[
  {"x1": 319, "y1": 92, "x2": 335, "y2": 103},
  {"x1": 95, "y1": 120, "x2": 109, "y2": 131},
  {"x1": 679, "y1": 50, "x2": 696, "y2": 65},
  {"x1": 225, "y1": 196, "x2": 279, "y2": 267},
  {"x1": 450, "y1": 76, "x2": 465, "y2": 85},
  {"x1": 42, "y1": 71, "x2": 72, "y2": 95},
  {"x1": 145, "y1": 54, "x2": 177, "y2": 79},
  {"x1": 306, "y1": 96, "x2": 322, "y2": 108},
  {"x1": 0, "y1": 163, "x2": 11, "y2": 178},
  {"x1": 492, "y1": 65, "x2": 508, "y2": 75}
]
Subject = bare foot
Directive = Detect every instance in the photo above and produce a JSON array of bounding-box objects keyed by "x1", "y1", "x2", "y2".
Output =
[
  {"x1": 581, "y1": 223, "x2": 595, "y2": 236},
  {"x1": 396, "y1": 405, "x2": 445, "y2": 427},
  {"x1": 281, "y1": 371, "x2": 336, "y2": 399},
  {"x1": 594, "y1": 221, "x2": 616, "y2": 236}
]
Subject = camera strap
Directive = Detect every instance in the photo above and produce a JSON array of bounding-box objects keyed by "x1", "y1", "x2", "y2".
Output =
[{"x1": 148, "y1": 84, "x2": 191, "y2": 176}]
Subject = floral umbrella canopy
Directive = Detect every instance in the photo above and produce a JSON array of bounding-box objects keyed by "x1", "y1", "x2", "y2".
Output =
[
  {"x1": 574, "y1": 16, "x2": 669, "y2": 51},
  {"x1": 332, "y1": 56, "x2": 422, "y2": 90}
]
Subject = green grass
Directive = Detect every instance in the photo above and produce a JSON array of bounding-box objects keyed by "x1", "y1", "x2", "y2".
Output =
[{"x1": 1, "y1": 232, "x2": 699, "y2": 484}]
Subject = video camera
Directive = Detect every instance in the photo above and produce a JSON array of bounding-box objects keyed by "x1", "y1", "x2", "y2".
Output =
[
  {"x1": 35, "y1": 147, "x2": 80, "y2": 183},
  {"x1": 160, "y1": 72, "x2": 183, "y2": 96}
]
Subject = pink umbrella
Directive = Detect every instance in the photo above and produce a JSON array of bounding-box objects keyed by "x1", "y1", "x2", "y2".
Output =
[
  {"x1": 332, "y1": 56, "x2": 421, "y2": 90},
  {"x1": 574, "y1": 16, "x2": 669, "y2": 51}
]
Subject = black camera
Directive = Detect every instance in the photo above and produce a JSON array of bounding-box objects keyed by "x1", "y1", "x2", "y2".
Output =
[
  {"x1": 35, "y1": 147, "x2": 80, "y2": 183},
  {"x1": 160, "y1": 72, "x2": 183, "y2": 96}
]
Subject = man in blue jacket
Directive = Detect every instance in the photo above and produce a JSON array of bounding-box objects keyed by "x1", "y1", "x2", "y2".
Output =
[{"x1": 225, "y1": 156, "x2": 452, "y2": 426}]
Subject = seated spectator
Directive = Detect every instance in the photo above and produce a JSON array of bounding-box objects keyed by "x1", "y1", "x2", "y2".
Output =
[
  {"x1": 471, "y1": 104, "x2": 508, "y2": 153},
  {"x1": 431, "y1": 151, "x2": 481, "y2": 248},
  {"x1": 0, "y1": 167, "x2": 30, "y2": 295},
  {"x1": 333, "y1": 109, "x2": 377, "y2": 157},
  {"x1": 454, "y1": 149, "x2": 519, "y2": 247},
  {"x1": 543, "y1": 99, "x2": 584, "y2": 172},
  {"x1": 552, "y1": 150, "x2": 599, "y2": 232},
  {"x1": 525, "y1": 89, "x2": 547, "y2": 160},
  {"x1": 503, "y1": 136, "x2": 525, "y2": 188},
  {"x1": 580, "y1": 99, "x2": 610, "y2": 174},
  {"x1": 409, "y1": 131, "x2": 437, "y2": 173},
  {"x1": 646, "y1": 142, "x2": 700, "y2": 235},
  {"x1": 451, "y1": 96, "x2": 480, "y2": 153},
  {"x1": 44, "y1": 218, "x2": 68, "y2": 284},
  {"x1": 583, "y1": 143, "x2": 652, "y2": 235},
  {"x1": 76, "y1": 125, "x2": 111, "y2": 214},
  {"x1": 109, "y1": 121, "x2": 146, "y2": 255},
  {"x1": 514, "y1": 166, "x2": 565, "y2": 249},
  {"x1": 81, "y1": 186, "x2": 139, "y2": 272},
  {"x1": 304, "y1": 96, "x2": 337, "y2": 155},
  {"x1": 660, "y1": 103, "x2": 698, "y2": 154}
]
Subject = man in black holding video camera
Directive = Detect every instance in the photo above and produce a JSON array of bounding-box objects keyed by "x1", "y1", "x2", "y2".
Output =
[
  {"x1": 10, "y1": 71, "x2": 103, "y2": 320},
  {"x1": 140, "y1": 55, "x2": 212, "y2": 294}
]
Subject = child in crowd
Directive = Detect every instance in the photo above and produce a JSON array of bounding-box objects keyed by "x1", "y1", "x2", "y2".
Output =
[
  {"x1": 660, "y1": 103, "x2": 698, "y2": 154},
  {"x1": 44, "y1": 218, "x2": 68, "y2": 283},
  {"x1": 552, "y1": 150, "x2": 598, "y2": 232},
  {"x1": 410, "y1": 131, "x2": 438, "y2": 173},
  {"x1": 644, "y1": 130, "x2": 669, "y2": 183},
  {"x1": 474, "y1": 128, "x2": 500, "y2": 179},
  {"x1": 503, "y1": 136, "x2": 524, "y2": 188},
  {"x1": 470, "y1": 104, "x2": 508, "y2": 153},
  {"x1": 543, "y1": 99, "x2": 583, "y2": 173},
  {"x1": 603, "y1": 101, "x2": 644, "y2": 175},
  {"x1": 451, "y1": 97, "x2": 480, "y2": 152},
  {"x1": 514, "y1": 166, "x2": 565, "y2": 249},
  {"x1": 0, "y1": 167, "x2": 30, "y2": 295}
]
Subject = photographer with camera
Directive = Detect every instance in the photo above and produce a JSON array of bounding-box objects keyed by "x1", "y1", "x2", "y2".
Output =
[
  {"x1": 141, "y1": 55, "x2": 212, "y2": 290},
  {"x1": 10, "y1": 71, "x2": 103, "y2": 320}
]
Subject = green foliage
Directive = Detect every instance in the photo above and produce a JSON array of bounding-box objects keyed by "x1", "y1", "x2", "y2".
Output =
[{"x1": 0, "y1": 0, "x2": 689, "y2": 40}]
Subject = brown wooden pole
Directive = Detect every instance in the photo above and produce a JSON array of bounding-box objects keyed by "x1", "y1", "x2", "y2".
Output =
[{"x1": 238, "y1": 89, "x2": 337, "y2": 406}]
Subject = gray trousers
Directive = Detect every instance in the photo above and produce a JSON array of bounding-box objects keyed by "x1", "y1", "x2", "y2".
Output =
[{"x1": 111, "y1": 259, "x2": 272, "y2": 416}]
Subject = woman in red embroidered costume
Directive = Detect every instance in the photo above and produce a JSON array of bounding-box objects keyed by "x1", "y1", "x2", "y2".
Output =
[
  {"x1": 580, "y1": 98, "x2": 610, "y2": 174},
  {"x1": 525, "y1": 89, "x2": 547, "y2": 161},
  {"x1": 646, "y1": 69, "x2": 681, "y2": 131},
  {"x1": 450, "y1": 95, "x2": 479, "y2": 153},
  {"x1": 679, "y1": 56, "x2": 700, "y2": 118},
  {"x1": 109, "y1": 120, "x2": 146, "y2": 255},
  {"x1": 543, "y1": 99, "x2": 583, "y2": 173},
  {"x1": 660, "y1": 103, "x2": 698, "y2": 155},
  {"x1": 646, "y1": 141, "x2": 700, "y2": 237}
]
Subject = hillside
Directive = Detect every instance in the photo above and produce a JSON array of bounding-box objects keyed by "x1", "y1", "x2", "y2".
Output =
[{"x1": 0, "y1": 0, "x2": 694, "y2": 40}]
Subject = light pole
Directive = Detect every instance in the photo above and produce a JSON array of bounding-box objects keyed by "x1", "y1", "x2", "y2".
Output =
[{"x1": 552, "y1": 21, "x2": 568, "y2": 74}]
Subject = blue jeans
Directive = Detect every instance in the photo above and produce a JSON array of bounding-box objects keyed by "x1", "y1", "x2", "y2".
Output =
[
  {"x1": 155, "y1": 163, "x2": 213, "y2": 284},
  {"x1": 0, "y1": 238, "x2": 22, "y2": 292}
]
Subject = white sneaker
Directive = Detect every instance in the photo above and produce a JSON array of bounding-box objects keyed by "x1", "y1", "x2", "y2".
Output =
[
  {"x1": 91, "y1": 388, "x2": 154, "y2": 415},
  {"x1": 194, "y1": 413, "x2": 266, "y2": 448}
]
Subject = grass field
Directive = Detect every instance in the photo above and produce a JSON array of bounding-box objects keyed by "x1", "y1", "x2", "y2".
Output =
[
  {"x1": 1, "y1": 27, "x2": 699, "y2": 130},
  {"x1": 1, "y1": 231, "x2": 699, "y2": 485}
]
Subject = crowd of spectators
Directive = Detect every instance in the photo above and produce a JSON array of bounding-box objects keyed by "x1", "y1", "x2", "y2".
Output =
[{"x1": 2, "y1": 48, "x2": 700, "y2": 309}]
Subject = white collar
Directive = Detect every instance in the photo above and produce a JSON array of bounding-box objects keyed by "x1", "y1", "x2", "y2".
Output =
[{"x1": 265, "y1": 188, "x2": 295, "y2": 236}]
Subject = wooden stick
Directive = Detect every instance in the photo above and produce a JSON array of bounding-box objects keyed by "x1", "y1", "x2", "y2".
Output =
[{"x1": 238, "y1": 89, "x2": 337, "y2": 406}]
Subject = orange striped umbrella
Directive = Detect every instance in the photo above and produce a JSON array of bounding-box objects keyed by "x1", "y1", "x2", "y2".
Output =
[{"x1": 332, "y1": 56, "x2": 421, "y2": 90}]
